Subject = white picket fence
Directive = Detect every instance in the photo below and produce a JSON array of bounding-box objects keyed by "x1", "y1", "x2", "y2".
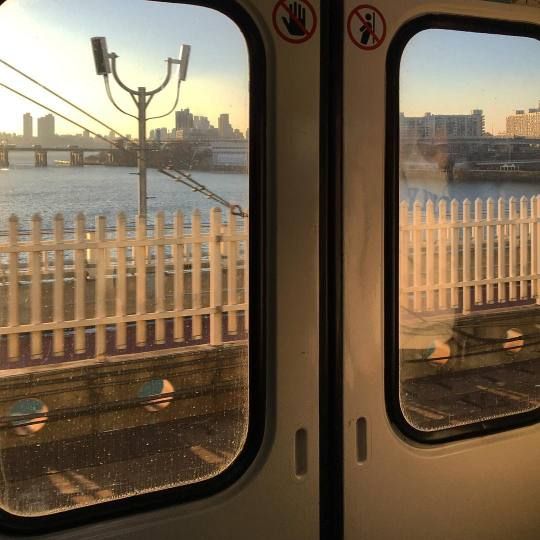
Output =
[
  {"x1": 0, "y1": 208, "x2": 248, "y2": 362},
  {"x1": 400, "y1": 195, "x2": 540, "y2": 314}
]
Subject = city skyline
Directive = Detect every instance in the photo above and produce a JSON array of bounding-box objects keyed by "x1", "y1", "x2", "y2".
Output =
[
  {"x1": 1, "y1": 108, "x2": 246, "y2": 142},
  {"x1": 401, "y1": 29, "x2": 540, "y2": 135},
  {"x1": 0, "y1": 0, "x2": 249, "y2": 136}
]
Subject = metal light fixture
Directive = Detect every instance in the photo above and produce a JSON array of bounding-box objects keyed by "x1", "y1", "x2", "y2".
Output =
[{"x1": 91, "y1": 37, "x2": 191, "y2": 218}]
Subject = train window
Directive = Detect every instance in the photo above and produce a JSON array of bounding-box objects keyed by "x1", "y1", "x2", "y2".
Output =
[
  {"x1": 396, "y1": 28, "x2": 540, "y2": 433},
  {"x1": 0, "y1": 0, "x2": 254, "y2": 517}
]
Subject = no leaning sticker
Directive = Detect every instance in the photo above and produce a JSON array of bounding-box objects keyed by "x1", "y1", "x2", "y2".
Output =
[
  {"x1": 347, "y1": 4, "x2": 386, "y2": 50},
  {"x1": 272, "y1": 0, "x2": 317, "y2": 44}
]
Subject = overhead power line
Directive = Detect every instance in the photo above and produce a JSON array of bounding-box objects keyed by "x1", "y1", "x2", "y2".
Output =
[
  {"x1": 0, "y1": 57, "x2": 129, "y2": 143},
  {"x1": 0, "y1": 81, "x2": 125, "y2": 150},
  {"x1": 158, "y1": 167, "x2": 248, "y2": 217}
]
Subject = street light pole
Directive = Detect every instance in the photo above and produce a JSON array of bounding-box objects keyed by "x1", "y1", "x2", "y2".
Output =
[
  {"x1": 91, "y1": 37, "x2": 191, "y2": 220},
  {"x1": 138, "y1": 87, "x2": 147, "y2": 218}
]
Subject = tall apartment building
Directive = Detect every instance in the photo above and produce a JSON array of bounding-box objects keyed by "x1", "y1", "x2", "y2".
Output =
[
  {"x1": 193, "y1": 115, "x2": 211, "y2": 130},
  {"x1": 218, "y1": 113, "x2": 233, "y2": 138},
  {"x1": 23, "y1": 113, "x2": 33, "y2": 142},
  {"x1": 37, "y1": 114, "x2": 55, "y2": 143},
  {"x1": 400, "y1": 110, "x2": 485, "y2": 138},
  {"x1": 506, "y1": 102, "x2": 540, "y2": 136},
  {"x1": 175, "y1": 109, "x2": 194, "y2": 131}
]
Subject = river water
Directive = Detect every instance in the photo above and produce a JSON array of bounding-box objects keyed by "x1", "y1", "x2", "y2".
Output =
[
  {"x1": 401, "y1": 172, "x2": 540, "y2": 206},
  {"x1": 3, "y1": 151, "x2": 540, "y2": 228},
  {"x1": 0, "y1": 151, "x2": 248, "y2": 230}
]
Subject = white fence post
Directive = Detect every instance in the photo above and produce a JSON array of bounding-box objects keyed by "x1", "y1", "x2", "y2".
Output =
[
  {"x1": 116, "y1": 212, "x2": 127, "y2": 350},
  {"x1": 191, "y1": 209, "x2": 202, "y2": 339},
  {"x1": 95, "y1": 215, "x2": 107, "y2": 358},
  {"x1": 173, "y1": 211, "x2": 185, "y2": 342},
  {"x1": 509, "y1": 196, "x2": 517, "y2": 301},
  {"x1": 462, "y1": 199, "x2": 471, "y2": 314},
  {"x1": 399, "y1": 201, "x2": 409, "y2": 310},
  {"x1": 30, "y1": 213, "x2": 42, "y2": 359},
  {"x1": 486, "y1": 198, "x2": 495, "y2": 304},
  {"x1": 7, "y1": 215, "x2": 19, "y2": 361},
  {"x1": 519, "y1": 196, "x2": 528, "y2": 300},
  {"x1": 474, "y1": 198, "x2": 483, "y2": 305},
  {"x1": 450, "y1": 199, "x2": 459, "y2": 308},
  {"x1": 425, "y1": 200, "x2": 435, "y2": 312},
  {"x1": 53, "y1": 213, "x2": 65, "y2": 357},
  {"x1": 135, "y1": 214, "x2": 147, "y2": 347},
  {"x1": 74, "y1": 213, "x2": 86, "y2": 354},
  {"x1": 243, "y1": 215, "x2": 249, "y2": 332},
  {"x1": 155, "y1": 211, "x2": 165, "y2": 345},
  {"x1": 437, "y1": 200, "x2": 447, "y2": 310},
  {"x1": 227, "y1": 210, "x2": 238, "y2": 335},
  {"x1": 412, "y1": 200, "x2": 423, "y2": 312},
  {"x1": 209, "y1": 207, "x2": 223, "y2": 345},
  {"x1": 497, "y1": 198, "x2": 506, "y2": 303}
]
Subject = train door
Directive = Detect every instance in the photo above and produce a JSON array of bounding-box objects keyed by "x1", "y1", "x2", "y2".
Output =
[
  {"x1": 0, "y1": 0, "x2": 322, "y2": 538},
  {"x1": 343, "y1": 1, "x2": 540, "y2": 538}
]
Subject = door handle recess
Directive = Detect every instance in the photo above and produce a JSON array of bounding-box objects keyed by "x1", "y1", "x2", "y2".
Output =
[
  {"x1": 356, "y1": 417, "x2": 367, "y2": 463},
  {"x1": 295, "y1": 428, "x2": 308, "y2": 478}
]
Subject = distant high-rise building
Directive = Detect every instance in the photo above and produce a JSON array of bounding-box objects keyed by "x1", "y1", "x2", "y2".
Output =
[
  {"x1": 83, "y1": 129, "x2": 90, "y2": 138},
  {"x1": 23, "y1": 113, "x2": 33, "y2": 142},
  {"x1": 155, "y1": 127, "x2": 168, "y2": 141},
  {"x1": 193, "y1": 115, "x2": 211, "y2": 130},
  {"x1": 399, "y1": 110, "x2": 484, "y2": 138},
  {"x1": 37, "y1": 114, "x2": 55, "y2": 143},
  {"x1": 218, "y1": 113, "x2": 233, "y2": 138},
  {"x1": 506, "y1": 102, "x2": 540, "y2": 136},
  {"x1": 175, "y1": 109, "x2": 194, "y2": 130}
]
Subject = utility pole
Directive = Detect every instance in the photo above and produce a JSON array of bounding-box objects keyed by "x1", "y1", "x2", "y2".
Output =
[
  {"x1": 138, "y1": 87, "x2": 147, "y2": 218},
  {"x1": 91, "y1": 37, "x2": 190, "y2": 219}
]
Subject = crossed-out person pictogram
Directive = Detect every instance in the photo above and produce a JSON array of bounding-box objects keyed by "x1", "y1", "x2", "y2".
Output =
[{"x1": 347, "y1": 4, "x2": 387, "y2": 51}]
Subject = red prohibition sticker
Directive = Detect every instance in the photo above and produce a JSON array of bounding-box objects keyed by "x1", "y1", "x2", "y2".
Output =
[
  {"x1": 272, "y1": 0, "x2": 317, "y2": 44},
  {"x1": 347, "y1": 4, "x2": 386, "y2": 50}
]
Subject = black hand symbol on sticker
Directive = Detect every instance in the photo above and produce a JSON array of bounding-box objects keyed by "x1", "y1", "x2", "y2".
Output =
[{"x1": 282, "y1": 2, "x2": 306, "y2": 37}]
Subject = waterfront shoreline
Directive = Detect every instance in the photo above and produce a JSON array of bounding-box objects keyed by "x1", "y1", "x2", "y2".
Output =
[{"x1": 0, "y1": 154, "x2": 248, "y2": 228}]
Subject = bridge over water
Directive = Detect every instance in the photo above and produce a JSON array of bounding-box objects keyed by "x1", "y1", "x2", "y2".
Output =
[
  {"x1": 0, "y1": 138, "x2": 248, "y2": 169},
  {"x1": 0, "y1": 145, "x2": 116, "y2": 168}
]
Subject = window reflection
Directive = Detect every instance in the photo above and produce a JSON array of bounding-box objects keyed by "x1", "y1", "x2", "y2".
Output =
[{"x1": 399, "y1": 29, "x2": 540, "y2": 431}]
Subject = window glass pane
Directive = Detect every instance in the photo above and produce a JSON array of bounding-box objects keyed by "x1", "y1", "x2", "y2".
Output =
[
  {"x1": 399, "y1": 29, "x2": 539, "y2": 432},
  {"x1": 0, "y1": 0, "x2": 250, "y2": 515}
]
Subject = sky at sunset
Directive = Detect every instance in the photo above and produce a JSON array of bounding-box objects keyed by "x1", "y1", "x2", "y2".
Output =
[
  {"x1": 401, "y1": 29, "x2": 540, "y2": 135},
  {"x1": 1, "y1": 3, "x2": 538, "y2": 138},
  {"x1": 0, "y1": 0, "x2": 249, "y2": 137}
]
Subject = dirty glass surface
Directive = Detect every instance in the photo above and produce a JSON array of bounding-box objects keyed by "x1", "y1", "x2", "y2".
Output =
[
  {"x1": 398, "y1": 29, "x2": 540, "y2": 431},
  {"x1": 0, "y1": 0, "x2": 249, "y2": 515}
]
